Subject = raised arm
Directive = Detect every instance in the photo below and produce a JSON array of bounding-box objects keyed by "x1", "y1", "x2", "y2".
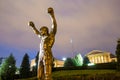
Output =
[
  {"x1": 48, "y1": 7, "x2": 57, "y2": 35},
  {"x1": 28, "y1": 21, "x2": 40, "y2": 36}
]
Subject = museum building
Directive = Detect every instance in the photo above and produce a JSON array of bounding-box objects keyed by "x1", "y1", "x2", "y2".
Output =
[
  {"x1": 30, "y1": 58, "x2": 64, "y2": 71},
  {"x1": 86, "y1": 50, "x2": 117, "y2": 64}
]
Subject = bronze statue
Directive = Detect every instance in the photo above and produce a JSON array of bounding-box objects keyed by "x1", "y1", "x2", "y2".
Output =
[{"x1": 28, "y1": 7, "x2": 57, "y2": 80}]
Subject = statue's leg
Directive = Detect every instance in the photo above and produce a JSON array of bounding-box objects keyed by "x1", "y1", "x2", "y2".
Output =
[
  {"x1": 44, "y1": 59, "x2": 52, "y2": 80},
  {"x1": 37, "y1": 60, "x2": 44, "y2": 80},
  {"x1": 41, "y1": 61, "x2": 44, "y2": 80},
  {"x1": 37, "y1": 60, "x2": 40, "y2": 79}
]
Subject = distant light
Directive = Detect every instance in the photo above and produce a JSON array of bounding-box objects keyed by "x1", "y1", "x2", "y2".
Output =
[
  {"x1": 70, "y1": 39, "x2": 73, "y2": 43},
  {"x1": 87, "y1": 63, "x2": 95, "y2": 66},
  {"x1": 62, "y1": 57, "x2": 66, "y2": 61},
  {"x1": 9, "y1": 65, "x2": 11, "y2": 68},
  {"x1": 15, "y1": 70, "x2": 20, "y2": 74},
  {"x1": 33, "y1": 63, "x2": 36, "y2": 66}
]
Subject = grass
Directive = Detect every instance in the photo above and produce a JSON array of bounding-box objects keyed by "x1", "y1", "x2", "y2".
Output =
[
  {"x1": 52, "y1": 70, "x2": 120, "y2": 80},
  {"x1": 52, "y1": 70, "x2": 117, "y2": 79},
  {"x1": 14, "y1": 77, "x2": 37, "y2": 80},
  {"x1": 52, "y1": 69, "x2": 116, "y2": 77},
  {"x1": 15, "y1": 70, "x2": 120, "y2": 80}
]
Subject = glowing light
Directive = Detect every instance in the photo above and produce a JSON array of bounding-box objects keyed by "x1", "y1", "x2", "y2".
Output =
[
  {"x1": 33, "y1": 63, "x2": 36, "y2": 66},
  {"x1": 70, "y1": 39, "x2": 73, "y2": 43},
  {"x1": 87, "y1": 63, "x2": 95, "y2": 66},
  {"x1": 9, "y1": 65, "x2": 11, "y2": 68},
  {"x1": 62, "y1": 57, "x2": 66, "y2": 61}
]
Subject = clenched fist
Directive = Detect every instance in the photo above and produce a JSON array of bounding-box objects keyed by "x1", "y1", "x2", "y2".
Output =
[
  {"x1": 48, "y1": 7, "x2": 54, "y2": 14},
  {"x1": 28, "y1": 21, "x2": 35, "y2": 28}
]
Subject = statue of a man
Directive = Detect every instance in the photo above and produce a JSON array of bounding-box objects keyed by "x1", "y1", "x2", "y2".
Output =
[{"x1": 28, "y1": 7, "x2": 57, "y2": 80}]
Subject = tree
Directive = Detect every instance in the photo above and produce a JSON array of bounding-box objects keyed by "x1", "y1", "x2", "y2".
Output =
[
  {"x1": 116, "y1": 39, "x2": 120, "y2": 71},
  {"x1": 83, "y1": 56, "x2": 90, "y2": 66},
  {"x1": 72, "y1": 54, "x2": 83, "y2": 66},
  {"x1": 31, "y1": 51, "x2": 39, "y2": 76},
  {"x1": 64, "y1": 58, "x2": 75, "y2": 67},
  {"x1": 19, "y1": 53, "x2": 30, "y2": 78},
  {"x1": 0, "y1": 53, "x2": 16, "y2": 80},
  {"x1": 35, "y1": 51, "x2": 39, "y2": 71}
]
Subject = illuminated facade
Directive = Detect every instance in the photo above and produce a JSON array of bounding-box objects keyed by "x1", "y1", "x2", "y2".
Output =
[
  {"x1": 86, "y1": 50, "x2": 117, "y2": 64},
  {"x1": 30, "y1": 58, "x2": 64, "y2": 70},
  {"x1": 54, "y1": 58, "x2": 64, "y2": 67},
  {"x1": 30, "y1": 59, "x2": 36, "y2": 71}
]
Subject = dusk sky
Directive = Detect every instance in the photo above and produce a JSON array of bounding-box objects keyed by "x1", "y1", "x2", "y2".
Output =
[{"x1": 0, "y1": 0, "x2": 120, "y2": 67}]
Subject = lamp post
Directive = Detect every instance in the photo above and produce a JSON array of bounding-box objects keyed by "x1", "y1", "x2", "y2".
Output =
[{"x1": 70, "y1": 39, "x2": 74, "y2": 57}]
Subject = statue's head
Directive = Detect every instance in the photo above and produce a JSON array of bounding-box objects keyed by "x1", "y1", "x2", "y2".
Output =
[{"x1": 40, "y1": 26, "x2": 49, "y2": 36}]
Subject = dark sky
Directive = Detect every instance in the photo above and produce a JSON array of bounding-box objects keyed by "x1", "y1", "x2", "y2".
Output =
[{"x1": 0, "y1": 0, "x2": 120, "y2": 67}]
